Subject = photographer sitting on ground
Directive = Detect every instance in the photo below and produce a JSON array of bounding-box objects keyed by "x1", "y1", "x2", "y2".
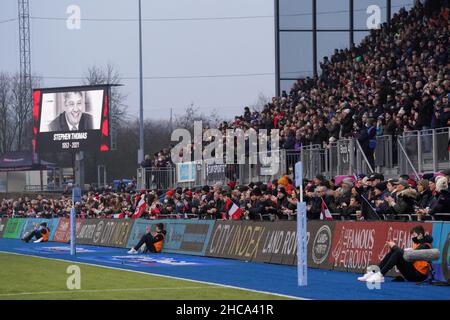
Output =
[
  {"x1": 127, "y1": 223, "x2": 166, "y2": 254},
  {"x1": 357, "y1": 225, "x2": 433, "y2": 283},
  {"x1": 22, "y1": 222, "x2": 51, "y2": 243}
]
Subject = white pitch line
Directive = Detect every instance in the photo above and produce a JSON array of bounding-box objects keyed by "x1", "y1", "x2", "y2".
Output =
[
  {"x1": 0, "y1": 250, "x2": 306, "y2": 300},
  {"x1": 0, "y1": 286, "x2": 214, "y2": 297}
]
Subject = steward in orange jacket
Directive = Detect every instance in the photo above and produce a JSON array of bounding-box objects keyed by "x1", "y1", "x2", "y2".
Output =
[
  {"x1": 22, "y1": 222, "x2": 51, "y2": 243},
  {"x1": 128, "y1": 223, "x2": 166, "y2": 254},
  {"x1": 377, "y1": 225, "x2": 433, "y2": 282}
]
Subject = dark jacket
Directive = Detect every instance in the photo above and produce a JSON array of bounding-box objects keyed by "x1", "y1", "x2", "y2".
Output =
[
  {"x1": 387, "y1": 188, "x2": 417, "y2": 216},
  {"x1": 357, "y1": 125, "x2": 377, "y2": 152},
  {"x1": 307, "y1": 195, "x2": 334, "y2": 220},
  {"x1": 430, "y1": 190, "x2": 450, "y2": 215},
  {"x1": 48, "y1": 112, "x2": 94, "y2": 131},
  {"x1": 417, "y1": 189, "x2": 433, "y2": 209},
  {"x1": 245, "y1": 199, "x2": 265, "y2": 220}
]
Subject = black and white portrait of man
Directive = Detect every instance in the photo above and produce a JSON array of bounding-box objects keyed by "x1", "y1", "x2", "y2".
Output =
[
  {"x1": 48, "y1": 91, "x2": 94, "y2": 131},
  {"x1": 39, "y1": 89, "x2": 103, "y2": 133}
]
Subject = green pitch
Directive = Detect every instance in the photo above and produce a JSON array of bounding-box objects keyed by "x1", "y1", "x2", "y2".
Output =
[{"x1": 0, "y1": 253, "x2": 288, "y2": 300}]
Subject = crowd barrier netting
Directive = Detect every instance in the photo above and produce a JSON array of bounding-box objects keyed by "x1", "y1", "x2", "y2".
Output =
[{"x1": 0, "y1": 218, "x2": 448, "y2": 282}]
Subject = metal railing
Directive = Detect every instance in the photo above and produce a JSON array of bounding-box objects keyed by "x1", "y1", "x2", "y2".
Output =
[
  {"x1": 397, "y1": 127, "x2": 450, "y2": 176},
  {"x1": 138, "y1": 166, "x2": 176, "y2": 191},
  {"x1": 136, "y1": 127, "x2": 450, "y2": 189}
]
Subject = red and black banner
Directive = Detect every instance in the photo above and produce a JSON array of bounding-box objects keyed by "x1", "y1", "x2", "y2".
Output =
[{"x1": 328, "y1": 221, "x2": 432, "y2": 273}]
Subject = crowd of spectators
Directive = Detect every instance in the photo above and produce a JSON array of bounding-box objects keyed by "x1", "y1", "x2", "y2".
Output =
[
  {"x1": 2, "y1": 170, "x2": 450, "y2": 221},
  {"x1": 233, "y1": 2, "x2": 448, "y2": 147},
  {"x1": 145, "y1": 1, "x2": 449, "y2": 170},
  {"x1": 140, "y1": 150, "x2": 173, "y2": 169},
  {"x1": 3, "y1": 2, "x2": 450, "y2": 222}
]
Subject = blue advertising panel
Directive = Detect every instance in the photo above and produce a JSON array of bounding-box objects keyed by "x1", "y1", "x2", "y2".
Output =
[
  {"x1": 431, "y1": 222, "x2": 450, "y2": 283},
  {"x1": 127, "y1": 219, "x2": 215, "y2": 256},
  {"x1": 19, "y1": 218, "x2": 59, "y2": 241}
]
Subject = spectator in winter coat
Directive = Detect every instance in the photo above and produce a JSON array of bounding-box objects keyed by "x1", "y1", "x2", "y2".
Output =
[
  {"x1": 429, "y1": 176, "x2": 450, "y2": 215},
  {"x1": 384, "y1": 180, "x2": 417, "y2": 218}
]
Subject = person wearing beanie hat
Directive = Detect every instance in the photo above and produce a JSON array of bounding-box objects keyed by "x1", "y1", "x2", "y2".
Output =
[
  {"x1": 238, "y1": 185, "x2": 249, "y2": 193},
  {"x1": 275, "y1": 187, "x2": 289, "y2": 219},
  {"x1": 418, "y1": 176, "x2": 450, "y2": 217},
  {"x1": 341, "y1": 178, "x2": 354, "y2": 189},
  {"x1": 252, "y1": 187, "x2": 262, "y2": 197},
  {"x1": 422, "y1": 173, "x2": 434, "y2": 180},
  {"x1": 313, "y1": 174, "x2": 326, "y2": 186},
  {"x1": 277, "y1": 187, "x2": 287, "y2": 196},
  {"x1": 427, "y1": 176, "x2": 437, "y2": 201},
  {"x1": 407, "y1": 179, "x2": 417, "y2": 188},
  {"x1": 227, "y1": 181, "x2": 237, "y2": 188},
  {"x1": 374, "y1": 182, "x2": 387, "y2": 193},
  {"x1": 165, "y1": 189, "x2": 175, "y2": 198},
  {"x1": 161, "y1": 190, "x2": 176, "y2": 215},
  {"x1": 435, "y1": 176, "x2": 448, "y2": 193},
  {"x1": 278, "y1": 175, "x2": 289, "y2": 187},
  {"x1": 372, "y1": 182, "x2": 389, "y2": 215},
  {"x1": 244, "y1": 187, "x2": 264, "y2": 220}
]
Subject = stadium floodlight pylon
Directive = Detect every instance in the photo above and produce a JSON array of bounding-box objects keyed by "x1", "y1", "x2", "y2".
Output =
[{"x1": 18, "y1": 0, "x2": 33, "y2": 151}]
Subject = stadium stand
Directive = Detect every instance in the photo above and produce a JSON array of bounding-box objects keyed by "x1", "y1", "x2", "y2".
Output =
[{"x1": 2, "y1": 2, "x2": 449, "y2": 222}]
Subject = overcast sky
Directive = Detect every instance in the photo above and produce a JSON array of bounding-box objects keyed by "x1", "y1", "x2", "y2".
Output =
[{"x1": 0, "y1": 0, "x2": 413, "y2": 121}]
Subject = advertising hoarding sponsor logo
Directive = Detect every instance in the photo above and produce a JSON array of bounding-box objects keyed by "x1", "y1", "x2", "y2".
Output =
[
  {"x1": 3, "y1": 219, "x2": 25, "y2": 239},
  {"x1": 312, "y1": 225, "x2": 332, "y2": 264},
  {"x1": 307, "y1": 221, "x2": 335, "y2": 269},
  {"x1": 127, "y1": 219, "x2": 214, "y2": 255},
  {"x1": 19, "y1": 218, "x2": 60, "y2": 241},
  {"x1": 206, "y1": 221, "x2": 298, "y2": 265},
  {"x1": 431, "y1": 222, "x2": 450, "y2": 282},
  {"x1": 329, "y1": 221, "x2": 432, "y2": 273},
  {"x1": 76, "y1": 219, "x2": 100, "y2": 244},
  {"x1": 80, "y1": 219, "x2": 133, "y2": 248},
  {"x1": 53, "y1": 218, "x2": 82, "y2": 243},
  {"x1": 206, "y1": 164, "x2": 227, "y2": 181},
  {"x1": 330, "y1": 222, "x2": 376, "y2": 272}
]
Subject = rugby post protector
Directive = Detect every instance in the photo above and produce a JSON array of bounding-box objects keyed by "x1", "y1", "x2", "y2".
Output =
[
  {"x1": 296, "y1": 161, "x2": 307, "y2": 286},
  {"x1": 71, "y1": 187, "x2": 81, "y2": 255}
]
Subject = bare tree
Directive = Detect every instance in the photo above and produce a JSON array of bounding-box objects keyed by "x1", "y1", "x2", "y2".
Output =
[
  {"x1": 0, "y1": 72, "x2": 15, "y2": 153},
  {"x1": 83, "y1": 63, "x2": 128, "y2": 127},
  {"x1": 208, "y1": 108, "x2": 224, "y2": 128},
  {"x1": 0, "y1": 72, "x2": 41, "y2": 152},
  {"x1": 10, "y1": 74, "x2": 32, "y2": 150},
  {"x1": 250, "y1": 91, "x2": 271, "y2": 112},
  {"x1": 175, "y1": 103, "x2": 220, "y2": 133}
]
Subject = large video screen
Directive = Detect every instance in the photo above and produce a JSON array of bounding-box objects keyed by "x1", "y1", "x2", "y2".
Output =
[{"x1": 33, "y1": 85, "x2": 111, "y2": 153}]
